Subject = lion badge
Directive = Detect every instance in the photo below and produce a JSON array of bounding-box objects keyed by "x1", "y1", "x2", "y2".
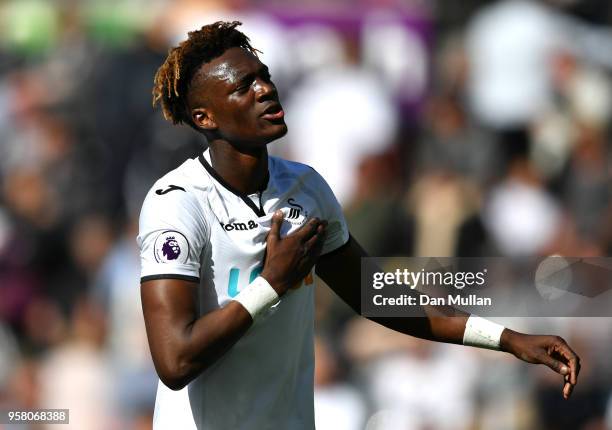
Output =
[{"x1": 154, "y1": 230, "x2": 190, "y2": 264}]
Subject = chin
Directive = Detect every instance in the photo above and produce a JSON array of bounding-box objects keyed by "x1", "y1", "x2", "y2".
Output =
[{"x1": 265, "y1": 123, "x2": 288, "y2": 143}]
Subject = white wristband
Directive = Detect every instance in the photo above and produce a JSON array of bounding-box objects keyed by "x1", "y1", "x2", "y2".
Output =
[
  {"x1": 462, "y1": 315, "x2": 505, "y2": 350},
  {"x1": 233, "y1": 276, "x2": 280, "y2": 321}
]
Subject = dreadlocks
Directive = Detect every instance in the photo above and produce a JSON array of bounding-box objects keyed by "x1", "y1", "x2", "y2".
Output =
[{"x1": 152, "y1": 21, "x2": 260, "y2": 129}]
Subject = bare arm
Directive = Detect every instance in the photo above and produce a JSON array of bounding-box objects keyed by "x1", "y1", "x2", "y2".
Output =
[
  {"x1": 316, "y1": 236, "x2": 469, "y2": 343},
  {"x1": 141, "y1": 278, "x2": 252, "y2": 390},
  {"x1": 141, "y1": 212, "x2": 327, "y2": 390},
  {"x1": 316, "y1": 235, "x2": 581, "y2": 399}
]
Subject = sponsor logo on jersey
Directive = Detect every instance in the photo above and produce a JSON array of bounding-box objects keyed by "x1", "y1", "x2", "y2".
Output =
[
  {"x1": 221, "y1": 220, "x2": 258, "y2": 231},
  {"x1": 154, "y1": 230, "x2": 190, "y2": 263},
  {"x1": 227, "y1": 267, "x2": 312, "y2": 298}
]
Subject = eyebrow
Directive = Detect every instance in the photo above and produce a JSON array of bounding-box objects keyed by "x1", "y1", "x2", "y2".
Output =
[{"x1": 236, "y1": 65, "x2": 270, "y2": 86}]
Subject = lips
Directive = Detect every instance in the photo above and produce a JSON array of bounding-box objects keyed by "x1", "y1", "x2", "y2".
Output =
[{"x1": 260, "y1": 103, "x2": 284, "y2": 120}]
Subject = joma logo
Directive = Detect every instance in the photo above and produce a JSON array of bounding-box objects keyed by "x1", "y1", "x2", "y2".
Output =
[{"x1": 221, "y1": 220, "x2": 258, "y2": 231}]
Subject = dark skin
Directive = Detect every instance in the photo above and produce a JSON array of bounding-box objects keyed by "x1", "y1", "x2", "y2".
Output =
[{"x1": 142, "y1": 47, "x2": 580, "y2": 398}]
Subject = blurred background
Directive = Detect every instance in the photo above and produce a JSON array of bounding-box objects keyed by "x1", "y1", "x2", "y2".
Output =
[{"x1": 0, "y1": 0, "x2": 612, "y2": 429}]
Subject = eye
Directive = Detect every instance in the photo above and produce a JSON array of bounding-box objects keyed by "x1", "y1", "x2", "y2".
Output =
[{"x1": 235, "y1": 76, "x2": 254, "y2": 93}]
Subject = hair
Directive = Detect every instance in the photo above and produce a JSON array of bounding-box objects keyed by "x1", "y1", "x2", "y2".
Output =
[{"x1": 152, "y1": 21, "x2": 260, "y2": 130}]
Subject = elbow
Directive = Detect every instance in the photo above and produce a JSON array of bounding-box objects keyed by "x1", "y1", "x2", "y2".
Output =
[
  {"x1": 155, "y1": 357, "x2": 194, "y2": 391},
  {"x1": 160, "y1": 376, "x2": 189, "y2": 391}
]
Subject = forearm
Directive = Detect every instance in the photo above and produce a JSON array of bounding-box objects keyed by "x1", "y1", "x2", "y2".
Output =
[
  {"x1": 316, "y1": 238, "x2": 473, "y2": 345},
  {"x1": 145, "y1": 300, "x2": 252, "y2": 390},
  {"x1": 369, "y1": 311, "x2": 470, "y2": 345},
  {"x1": 169, "y1": 302, "x2": 253, "y2": 388},
  {"x1": 142, "y1": 279, "x2": 255, "y2": 391}
]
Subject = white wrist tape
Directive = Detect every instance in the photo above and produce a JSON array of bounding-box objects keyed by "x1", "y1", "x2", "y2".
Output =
[
  {"x1": 462, "y1": 315, "x2": 505, "y2": 350},
  {"x1": 233, "y1": 276, "x2": 279, "y2": 321}
]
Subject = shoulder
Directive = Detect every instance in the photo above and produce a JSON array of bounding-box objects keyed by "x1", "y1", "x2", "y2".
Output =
[
  {"x1": 270, "y1": 156, "x2": 342, "y2": 215},
  {"x1": 269, "y1": 156, "x2": 325, "y2": 185},
  {"x1": 270, "y1": 156, "x2": 336, "y2": 198},
  {"x1": 144, "y1": 157, "x2": 210, "y2": 203},
  {"x1": 140, "y1": 158, "x2": 210, "y2": 227},
  {"x1": 153, "y1": 156, "x2": 210, "y2": 189}
]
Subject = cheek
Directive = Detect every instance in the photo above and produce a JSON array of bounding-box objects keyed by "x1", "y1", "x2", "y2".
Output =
[
  {"x1": 226, "y1": 94, "x2": 254, "y2": 117},
  {"x1": 232, "y1": 109, "x2": 255, "y2": 125},
  {"x1": 220, "y1": 101, "x2": 258, "y2": 131}
]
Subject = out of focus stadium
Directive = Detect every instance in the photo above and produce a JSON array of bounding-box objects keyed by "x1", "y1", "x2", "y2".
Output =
[{"x1": 1, "y1": 0, "x2": 612, "y2": 429}]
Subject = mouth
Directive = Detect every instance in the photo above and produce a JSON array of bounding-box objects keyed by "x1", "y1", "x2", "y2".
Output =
[{"x1": 260, "y1": 103, "x2": 285, "y2": 121}]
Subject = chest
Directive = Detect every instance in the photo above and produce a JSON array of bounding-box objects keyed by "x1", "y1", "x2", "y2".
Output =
[{"x1": 201, "y1": 187, "x2": 322, "y2": 303}]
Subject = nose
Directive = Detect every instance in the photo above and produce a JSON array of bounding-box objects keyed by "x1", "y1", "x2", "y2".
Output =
[{"x1": 254, "y1": 78, "x2": 276, "y2": 102}]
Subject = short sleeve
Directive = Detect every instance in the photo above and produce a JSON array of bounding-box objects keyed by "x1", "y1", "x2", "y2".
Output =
[
  {"x1": 309, "y1": 169, "x2": 350, "y2": 255},
  {"x1": 137, "y1": 184, "x2": 208, "y2": 283}
]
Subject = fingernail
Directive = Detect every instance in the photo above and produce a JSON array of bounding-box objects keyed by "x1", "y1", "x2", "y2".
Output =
[{"x1": 561, "y1": 366, "x2": 568, "y2": 374}]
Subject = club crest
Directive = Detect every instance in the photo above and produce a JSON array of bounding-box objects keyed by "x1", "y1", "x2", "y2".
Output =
[{"x1": 284, "y1": 198, "x2": 309, "y2": 225}]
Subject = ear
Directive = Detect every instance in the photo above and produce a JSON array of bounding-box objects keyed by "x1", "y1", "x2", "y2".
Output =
[{"x1": 192, "y1": 108, "x2": 217, "y2": 131}]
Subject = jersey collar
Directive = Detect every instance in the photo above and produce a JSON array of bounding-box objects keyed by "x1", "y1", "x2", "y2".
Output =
[{"x1": 198, "y1": 150, "x2": 271, "y2": 217}]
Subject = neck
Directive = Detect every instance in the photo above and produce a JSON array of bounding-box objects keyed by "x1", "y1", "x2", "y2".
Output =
[{"x1": 208, "y1": 141, "x2": 269, "y2": 195}]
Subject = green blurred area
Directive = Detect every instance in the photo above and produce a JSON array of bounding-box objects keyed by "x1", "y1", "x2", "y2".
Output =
[
  {"x1": 0, "y1": 0, "x2": 155, "y2": 54},
  {"x1": 1, "y1": 0, "x2": 59, "y2": 55}
]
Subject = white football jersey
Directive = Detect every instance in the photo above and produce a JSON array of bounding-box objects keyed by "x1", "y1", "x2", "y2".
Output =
[{"x1": 137, "y1": 148, "x2": 349, "y2": 430}]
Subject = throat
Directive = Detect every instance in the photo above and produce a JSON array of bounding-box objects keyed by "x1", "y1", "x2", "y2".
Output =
[{"x1": 207, "y1": 144, "x2": 269, "y2": 195}]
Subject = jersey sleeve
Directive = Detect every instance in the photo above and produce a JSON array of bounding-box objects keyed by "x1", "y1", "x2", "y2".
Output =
[
  {"x1": 137, "y1": 183, "x2": 208, "y2": 283},
  {"x1": 309, "y1": 169, "x2": 350, "y2": 255}
]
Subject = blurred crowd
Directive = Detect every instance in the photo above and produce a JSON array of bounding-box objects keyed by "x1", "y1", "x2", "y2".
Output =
[{"x1": 1, "y1": 0, "x2": 612, "y2": 429}]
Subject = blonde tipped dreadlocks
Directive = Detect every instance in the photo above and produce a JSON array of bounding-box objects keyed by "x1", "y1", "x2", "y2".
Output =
[{"x1": 152, "y1": 21, "x2": 260, "y2": 130}]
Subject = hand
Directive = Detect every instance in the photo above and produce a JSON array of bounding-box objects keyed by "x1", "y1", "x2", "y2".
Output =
[
  {"x1": 501, "y1": 329, "x2": 581, "y2": 399},
  {"x1": 260, "y1": 211, "x2": 327, "y2": 295}
]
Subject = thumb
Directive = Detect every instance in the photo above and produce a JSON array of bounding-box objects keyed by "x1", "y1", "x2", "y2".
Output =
[{"x1": 267, "y1": 210, "x2": 284, "y2": 244}]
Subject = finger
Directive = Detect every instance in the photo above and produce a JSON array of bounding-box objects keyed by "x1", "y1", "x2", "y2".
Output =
[
  {"x1": 537, "y1": 352, "x2": 569, "y2": 377},
  {"x1": 303, "y1": 226, "x2": 327, "y2": 259},
  {"x1": 296, "y1": 218, "x2": 322, "y2": 242},
  {"x1": 303, "y1": 223, "x2": 326, "y2": 247},
  {"x1": 553, "y1": 342, "x2": 580, "y2": 385},
  {"x1": 563, "y1": 381, "x2": 574, "y2": 399},
  {"x1": 267, "y1": 210, "x2": 284, "y2": 243}
]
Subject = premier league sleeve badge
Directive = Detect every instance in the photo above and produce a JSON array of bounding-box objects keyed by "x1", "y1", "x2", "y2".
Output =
[{"x1": 154, "y1": 230, "x2": 191, "y2": 264}]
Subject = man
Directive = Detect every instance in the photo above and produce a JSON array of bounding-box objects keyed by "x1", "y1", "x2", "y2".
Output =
[{"x1": 139, "y1": 21, "x2": 580, "y2": 430}]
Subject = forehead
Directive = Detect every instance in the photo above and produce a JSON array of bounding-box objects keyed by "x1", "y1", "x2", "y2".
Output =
[{"x1": 198, "y1": 47, "x2": 264, "y2": 86}]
